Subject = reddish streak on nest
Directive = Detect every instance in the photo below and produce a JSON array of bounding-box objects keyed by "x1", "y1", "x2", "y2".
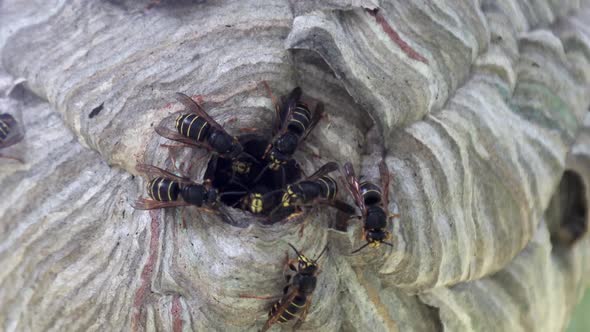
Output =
[
  {"x1": 164, "y1": 102, "x2": 173, "y2": 109},
  {"x1": 191, "y1": 94, "x2": 205, "y2": 104},
  {"x1": 172, "y1": 295, "x2": 183, "y2": 332},
  {"x1": 132, "y1": 210, "x2": 161, "y2": 332},
  {"x1": 366, "y1": 9, "x2": 428, "y2": 64}
]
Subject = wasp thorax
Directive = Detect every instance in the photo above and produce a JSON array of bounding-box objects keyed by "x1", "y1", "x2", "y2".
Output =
[
  {"x1": 209, "y1": 129, "x2": 240, "y2": 156},
  {"x1": 297, "y1": 274, "x2": 317, "y2": 295},
  {"x1": 180, "y1": 185, "x2": 209, "y2": 206},
  {"x1": 365, "y1": 205, "x2": 387, "y2": 229}
]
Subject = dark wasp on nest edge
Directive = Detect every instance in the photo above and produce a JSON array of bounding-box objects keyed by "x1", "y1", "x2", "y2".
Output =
[
  {"x1": 0, "y1": 113, "x2": 25, "y2": 162},
  {"x1": 341, "y1": 161, "x2": 400, "y2": 253},
  {"x1": 253, "y1": 83, "x2": 324, "y2": 187},
  {"x1": 155, "y1": 92, "x2": 259, "y2": 184},
  {"x1": 132, "y1": 164, "x2": 246, "y2": 219},
  {"x1": 240, "y1": 243, "x2": 328, "y2": 332},
  {"x1": 263, "y1": 161, "x2": 356, "y2": 223}
]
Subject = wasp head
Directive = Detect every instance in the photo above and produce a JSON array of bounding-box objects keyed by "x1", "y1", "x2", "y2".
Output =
[
  {"x1": 268, "y1": 149, "x2": 289, "y2": 170},
  {"x1": 225, "y1": 137, "x2": 244, "y2": 159},
  {"x1": 205, "y1": 188, "x2": 218, "y2": 205},
  {"x1": 288, "y1": 243, "x2": 328, "y2": 276},
  {"x1": 351, "y1": 228, "x2": 394, "y2": 254},
  {"x1": 232, "y1": 160, "x2": 251, "y2": 175},
  {"x1": 365, "y1": 229, "x2": 391, "y2": 248},
  {"x1": 365, "y1": 205, "x2": 387, "y2": 230}
]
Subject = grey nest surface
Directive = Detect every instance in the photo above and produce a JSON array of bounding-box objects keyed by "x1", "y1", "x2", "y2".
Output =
[{"x1": 1, "y1": 0, "x2": 590, "y2": 331}]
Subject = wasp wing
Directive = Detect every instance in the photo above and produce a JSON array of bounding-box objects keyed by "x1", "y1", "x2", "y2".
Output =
[
  {"x1": 261, "y1": 81, "x2": 282, "y2": 137},
  {"x1": 175, "y1": 92, "x2": 226, "y2": 133},
  {"x1": 305, "y1": 162, "x2": 339, "y2": 181},
  {"x1": 136, "y1": 164, "x2": 193, "y2": 184},
  {"x1": 317, "y1": 199, "x2": 357, "y2": 215},
  {"x1": 276, "y1": 87, "x2": 302, "y2": 136},
  {"x1": 341, "y1": 162, "x2": 365, "y2": 215},
  {"x1": 132, "y1": 198, "x2": 191, "y2": 210},
  {"x1": 301, "y1": 101, "x2": 324, "y2": 142}
]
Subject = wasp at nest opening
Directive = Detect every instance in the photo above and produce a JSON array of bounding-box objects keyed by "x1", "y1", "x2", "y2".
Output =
[
  {"x1": 138, "y1": 84, "x2": 361, "y2": 226},
  {"x1": 204, "y1": 132, "x2": 303, "y2": 218}
]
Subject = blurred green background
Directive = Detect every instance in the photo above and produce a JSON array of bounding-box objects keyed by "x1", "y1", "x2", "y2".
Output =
[{"x1": 567, "y1": 288, "x2": 590, "y2": 332}]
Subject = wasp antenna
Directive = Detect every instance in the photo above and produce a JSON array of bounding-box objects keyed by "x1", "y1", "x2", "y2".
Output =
[
  {"x1": 287, "y1": 243, "x2": 304, "y2": 258},
  {"x1": 314, "y1": 246, "x2": 329, "y2": 262},
  {"x1": 351, "y1": 242, "x2": 371, "y2": 254}
]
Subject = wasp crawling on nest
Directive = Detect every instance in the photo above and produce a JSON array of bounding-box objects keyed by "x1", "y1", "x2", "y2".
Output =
[
  {"x1": 265, "y1": 162, "x2": 355, "y2": 223},
  {"x1": 341, "y1": 161, "x2": 400, "y2": 253},
  {"x1": 0, "y1": 113, "x2": 25, "y2": 162},
  {"x1": 241, "y1": 243, "x2": 328, "y2": 331},
  {"x1": 253, "y1": 83, "x2": 324, "y2": 187}
]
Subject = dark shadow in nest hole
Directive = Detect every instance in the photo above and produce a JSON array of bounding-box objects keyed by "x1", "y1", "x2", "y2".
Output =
[
  {"x1": 205, "y1": 134, "x2": 302, "y2": 218},
  {"x1": 547, "y1": 170, "x2": 588, "y2": 247}
]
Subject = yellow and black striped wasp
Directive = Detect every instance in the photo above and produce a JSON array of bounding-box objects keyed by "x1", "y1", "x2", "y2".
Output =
[
  {"x1": 155, "y1": 92, "x2": 259, "y2": 181},
  {"x1": 0, "y1": 113, "x2": 24, "y2": 162},
  {"x1": 132, "y1": 163, "x2": 246, "y2": 212},
  {"x1": 253, "y1": 83, "x2": 324, "y2": 186},
  {"x1": 265, "y1": 162, "x2": 356, "y2": 223},
  {"x1": 341, "y1": 161, "x2": 399, "y2": 253},
  {"x1": 241, "y1": 243, "x2": 327, "y2": 331},
  {"x1": 263, "y1": 244, "x2": 327, "y2": 331}
]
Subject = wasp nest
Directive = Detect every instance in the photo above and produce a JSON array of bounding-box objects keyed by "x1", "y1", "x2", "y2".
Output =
[{"x1": 1, "y1": 1, "x2": 590, "y2": 331}]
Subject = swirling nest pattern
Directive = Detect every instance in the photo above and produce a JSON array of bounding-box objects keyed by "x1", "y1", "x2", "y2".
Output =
[{"x1": 1, "y1": 0, "x2": 590, "y2": 331}]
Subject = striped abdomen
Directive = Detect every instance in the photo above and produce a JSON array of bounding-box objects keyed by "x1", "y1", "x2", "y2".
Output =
[
  {"x1": 147, "y1": 177, "x2": 180, "y2": 202},
  {"x1": 271, "y1": 294, "x2": 307, "y2": 323},
  {"x1": 360, "y1": 181, "x2": 382, "y2": 206},
  {"x1": 316, "y1": 175, "x2": 337, "y2": 201},
  {"x1": 175, "y1": 113, "x2": 210, "y2": 142},
  {"x1": 0, "y1": 113, "x2": 16, "y2": 142},
  {"x1": 286, "y1": 102, "x2": 312, "y2": 135}
]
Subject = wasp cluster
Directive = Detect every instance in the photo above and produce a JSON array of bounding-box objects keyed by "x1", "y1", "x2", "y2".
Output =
[
  {"x1": 134, "y1": 83, "x2": 398, "y2": 250},
  {"x1": 132, "y1": 83, "x2": 400, "y2": 330}
]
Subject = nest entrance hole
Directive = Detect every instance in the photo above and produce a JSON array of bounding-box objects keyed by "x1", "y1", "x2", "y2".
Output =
[{"x1": 206, "y1": 134, "x2": 302, "y2": 215}]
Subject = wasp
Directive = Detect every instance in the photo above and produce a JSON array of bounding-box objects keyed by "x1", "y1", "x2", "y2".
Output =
[
  {"x1": 155, "y1": 93, "x2": 258, "y2": 179},
  {"x1": 253, "y1": 84, "x2": 324, "y2": 186},
  {"x1": 237, "y1": 184, "x2": 283, "y2": 216},
  {"x1": 132, "y1": 164, "x2": 245, "y2": 211},
  {"x1": 341, "y1": 161, "x2": 399, "y2": 253},
  {"x1": 0, "y1": 113, "x2": 24, "y2": 161},
  {"x1": 244, "y1": 243, "x2": 327, "y2": 332},
  {"x1": 266, "y1": 162, "x2": 356, "y2": 223}
]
